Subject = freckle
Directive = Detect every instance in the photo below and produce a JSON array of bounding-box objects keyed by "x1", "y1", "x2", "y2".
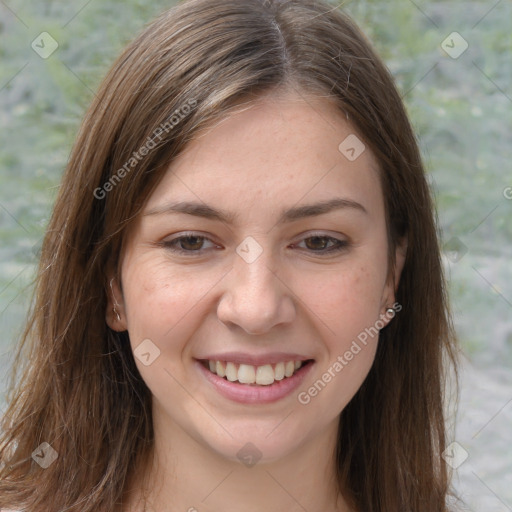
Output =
[{"x1": 357, "y1": 266, "x2": 368, "y2": 281}]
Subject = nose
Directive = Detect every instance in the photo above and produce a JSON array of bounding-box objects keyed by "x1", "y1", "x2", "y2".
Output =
[{"x1": 216, "y1": 247, "x2": 296, "y2": 335}]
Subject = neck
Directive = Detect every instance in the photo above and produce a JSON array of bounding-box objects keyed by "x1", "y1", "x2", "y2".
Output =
[{"x1": 123, "y1": 413, "x2": 353, "y2": 512}]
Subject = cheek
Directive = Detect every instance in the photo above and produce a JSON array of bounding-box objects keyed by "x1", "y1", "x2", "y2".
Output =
[
  {"x1": 121, "y1": 254, "x2": 225, "y2": 352},
  {"x1": 120, "y1": 257, "x2": 218, "y2": 398},
  {"x1": 296, "y1": 262, "x2": 386, "y2": 344},
  {"x1": 294, "y1": 265, "x2": 383, "y2": 419}
]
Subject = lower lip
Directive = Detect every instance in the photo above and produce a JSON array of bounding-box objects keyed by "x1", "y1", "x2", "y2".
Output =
[{"x1": 195, "y1": 360, "x2": 314, "y2": 404}]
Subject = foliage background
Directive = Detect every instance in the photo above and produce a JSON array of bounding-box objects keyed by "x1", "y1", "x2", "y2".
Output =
[{"x1": 0, "y1": 0, "x2": 511, "y2": 510}]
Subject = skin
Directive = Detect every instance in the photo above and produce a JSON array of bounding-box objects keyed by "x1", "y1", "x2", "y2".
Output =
[{"x1": 107, "y1": 89, "x2": 407, "y2": 512}]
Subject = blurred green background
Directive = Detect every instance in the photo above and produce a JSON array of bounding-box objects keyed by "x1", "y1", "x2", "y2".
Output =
[{"x1": 1, "y1": 0, "x2": 511, "y2": 510}]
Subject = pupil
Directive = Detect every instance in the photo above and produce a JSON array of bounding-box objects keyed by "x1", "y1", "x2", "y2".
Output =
[
  {"x1": 183, "y1": 236, "x2": 202, "y2": 250},
  {"x1": 307, "y1": 236, "x2": 327, "y2": 250}
]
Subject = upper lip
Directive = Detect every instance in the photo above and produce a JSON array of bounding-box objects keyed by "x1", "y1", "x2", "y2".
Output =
[{"x1": 196, "y1": 352, "x2": 314, "y2": 366}]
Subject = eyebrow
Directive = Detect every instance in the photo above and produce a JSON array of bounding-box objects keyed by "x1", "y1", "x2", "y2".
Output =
[{"x1": 143, "y1": 197, "x2": 367, "y2": 224}]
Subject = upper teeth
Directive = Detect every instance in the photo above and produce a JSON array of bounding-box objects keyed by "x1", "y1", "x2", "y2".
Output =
[{"x1": 207, "y1": 360, "x2": 304, "y2": 385}]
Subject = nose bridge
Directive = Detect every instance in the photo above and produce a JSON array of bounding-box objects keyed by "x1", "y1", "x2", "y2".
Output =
[
  {"x1": 236, "y1": 247, "x2": 276, "y2": 296},
  {"x1": 216, "y1": 239, "x2": 295, "y2": 334}
]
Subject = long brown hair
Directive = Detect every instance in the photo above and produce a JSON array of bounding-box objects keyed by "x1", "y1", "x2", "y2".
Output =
[{"x1": 0, "y1": 0, "x2": 459, "y2": 510}]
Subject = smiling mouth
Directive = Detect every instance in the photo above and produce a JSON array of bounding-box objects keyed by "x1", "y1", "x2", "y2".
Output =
[{"x1": 199, "y1": 359, "x2": 314, "y2": 386}]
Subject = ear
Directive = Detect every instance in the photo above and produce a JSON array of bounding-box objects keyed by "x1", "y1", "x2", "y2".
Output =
[
  {"x1": 391, "y1": 236, "x2": 407, "y2": 293},
  {"x1": 105, "y1": 275, "x2": 128, "y2": 332},
  {"x1": 380, "y1": 236, "x2": 408, "y2": 321}
]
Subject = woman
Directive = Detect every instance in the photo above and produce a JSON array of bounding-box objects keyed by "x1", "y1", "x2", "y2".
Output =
[{"x1": 0, "y1": 0, "x2": 460, "y2": 510}]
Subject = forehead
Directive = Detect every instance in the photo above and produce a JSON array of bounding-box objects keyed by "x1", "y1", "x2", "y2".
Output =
[{"x1": 144, "y1": 91, "x2": 384, "y2": 223}]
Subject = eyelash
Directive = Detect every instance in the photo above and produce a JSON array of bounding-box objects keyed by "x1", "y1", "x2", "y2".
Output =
[{"x1": 161, "y1": 232, "x2": 349, "y2": 256}]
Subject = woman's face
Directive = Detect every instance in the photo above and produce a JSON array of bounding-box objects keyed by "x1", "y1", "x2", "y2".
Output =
[{"x1": 108, "y1": 91, "x2": 405, "y2": 464}]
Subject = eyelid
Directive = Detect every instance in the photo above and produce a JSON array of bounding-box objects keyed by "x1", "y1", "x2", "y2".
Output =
[{"x1": 292, "y1": 230, "x2": 348, "y2": 243}]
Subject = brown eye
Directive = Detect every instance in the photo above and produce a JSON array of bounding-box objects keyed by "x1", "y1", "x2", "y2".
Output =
[
  {"x1": 305, "y1": 236, "x2": 331, "y2": 251},
  {"x1": 295, "y1": 235, "x2": 348, "y2": 254},
  {"x1": 162, "y1": 233, "x2": 217, "y2": 255},
  {"x1": 177, "y1": 235, "x2": 205, "y2": 251}
]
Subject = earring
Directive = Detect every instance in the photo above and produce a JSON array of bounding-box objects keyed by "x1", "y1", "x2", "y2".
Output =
[
  {"x1": 385, "y1": 306, "x2": 395, "y2": 317},
  {"x1": 110, "y1": 278, "x2": 122, "y2": 321}
]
